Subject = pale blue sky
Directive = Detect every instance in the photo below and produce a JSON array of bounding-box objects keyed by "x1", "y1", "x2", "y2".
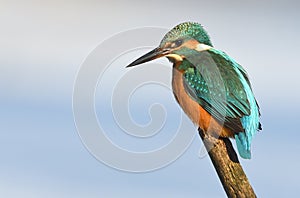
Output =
[{"x1": 1, "y1": 0, "x2": 300, "y2": 197}]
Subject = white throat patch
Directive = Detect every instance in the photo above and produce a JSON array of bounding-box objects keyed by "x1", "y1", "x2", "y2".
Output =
[
  {"x1": 166, "y1": 54, "x2": 183, "y2": 61},
  {"x1": 195, "y1": 43, "x2": 212, "y2": 52}
]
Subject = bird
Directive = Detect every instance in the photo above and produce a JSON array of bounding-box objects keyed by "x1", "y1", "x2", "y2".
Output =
[{"x1": 126, "y1": 22, "x2": 261, "y2": 159}]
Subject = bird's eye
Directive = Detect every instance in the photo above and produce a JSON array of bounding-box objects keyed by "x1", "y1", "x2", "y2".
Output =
[{"x1": 174, "y1": 39, "x2": 183, "y2": 47}]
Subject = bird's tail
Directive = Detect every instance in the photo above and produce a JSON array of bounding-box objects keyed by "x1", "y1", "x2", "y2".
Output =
[{"x1": 235, "y1": 133, "x2": 251, "y2": 159}]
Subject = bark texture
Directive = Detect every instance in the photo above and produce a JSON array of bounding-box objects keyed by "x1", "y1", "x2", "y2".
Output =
[{"x1": 199, "y1": 128, "x2": 256, "y2": 198}]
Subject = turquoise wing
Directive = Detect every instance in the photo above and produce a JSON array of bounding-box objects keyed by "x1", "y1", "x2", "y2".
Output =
[{"x1": 181, "y1": 48, "x2": 261, "y2": 159}]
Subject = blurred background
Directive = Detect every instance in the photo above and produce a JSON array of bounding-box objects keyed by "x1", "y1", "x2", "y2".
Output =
[{"x1": 1, "y1": 0, "x2": 300, "y2": 197}]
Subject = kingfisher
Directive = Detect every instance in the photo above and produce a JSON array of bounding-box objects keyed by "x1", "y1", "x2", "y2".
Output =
[{"x1": 126, "y1": 22, "x2": 261, "y2": 159}]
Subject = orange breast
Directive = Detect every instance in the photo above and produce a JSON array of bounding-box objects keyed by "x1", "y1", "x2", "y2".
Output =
[{"x1": 172, "y1": 68, "x2": 234, "y2": 138}]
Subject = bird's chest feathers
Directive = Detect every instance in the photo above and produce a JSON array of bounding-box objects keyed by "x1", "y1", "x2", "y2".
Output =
[
  {"x1": 171, "y1": 67, "x2": 233, "y2": 137},
  {"x1": 172, "y1": 68, "x2": 211, "y2": 130},
  {"x1": 172, "y1": 68, "x2": 201, "y2": 123}
]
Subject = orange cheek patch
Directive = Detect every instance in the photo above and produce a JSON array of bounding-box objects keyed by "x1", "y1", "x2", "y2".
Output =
[{"x1": 182, "y1": 39, "x2": 200, "y2": 50}]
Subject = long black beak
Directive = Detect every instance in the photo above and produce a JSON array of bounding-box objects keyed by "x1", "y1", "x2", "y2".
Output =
[{"x1": 126, "y1": 47, "x2": 169, "y2": 68}]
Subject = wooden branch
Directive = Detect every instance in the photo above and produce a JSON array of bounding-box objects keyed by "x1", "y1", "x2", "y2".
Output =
[{"x1": 198, "y1": 128, "x2": 256, "y2": 198}]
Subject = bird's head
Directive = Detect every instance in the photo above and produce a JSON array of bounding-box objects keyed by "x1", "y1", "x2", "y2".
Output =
[{"x1": 127, "y1": 22, "x2": 213, "y2": 68}]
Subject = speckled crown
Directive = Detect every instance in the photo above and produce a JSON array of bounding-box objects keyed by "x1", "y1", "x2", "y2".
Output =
[{"x1": 160, "y1": 22, "x2": 213, "y2": 47}]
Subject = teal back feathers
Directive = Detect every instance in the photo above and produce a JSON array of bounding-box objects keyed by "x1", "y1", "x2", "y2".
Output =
[{"x1": 182, "y1": 48, "x2": 261, "y2": 159}]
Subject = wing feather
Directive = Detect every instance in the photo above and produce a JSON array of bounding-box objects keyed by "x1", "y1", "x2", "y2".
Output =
[{"x1": 181, "y1": 49, "x2": 255, "y2": 133}]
